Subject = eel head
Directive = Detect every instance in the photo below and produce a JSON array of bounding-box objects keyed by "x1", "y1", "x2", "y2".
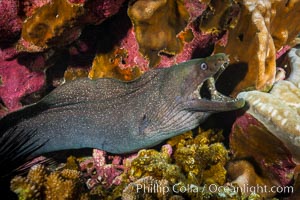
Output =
[{"x1": 184, "y1": 53, "x2": 245, "y2": 112}]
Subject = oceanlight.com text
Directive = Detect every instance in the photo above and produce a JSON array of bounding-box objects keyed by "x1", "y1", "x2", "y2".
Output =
[{"x1": 135, "y1": 181, "x2": 294, "y2": 196}]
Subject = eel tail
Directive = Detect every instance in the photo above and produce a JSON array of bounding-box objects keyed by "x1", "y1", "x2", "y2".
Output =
[{"x1": 0, "y1": 127, "x2": 47, "y2": 199}]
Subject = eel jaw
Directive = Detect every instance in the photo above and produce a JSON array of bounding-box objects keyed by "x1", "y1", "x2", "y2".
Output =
[{"x1": 190, "y1": 64, "x2": 245, "y2": 111}]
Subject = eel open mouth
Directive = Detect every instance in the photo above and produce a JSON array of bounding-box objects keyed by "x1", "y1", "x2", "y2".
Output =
[{"x1": 192, "y1": 62, "x2": 245, "y2": 110}]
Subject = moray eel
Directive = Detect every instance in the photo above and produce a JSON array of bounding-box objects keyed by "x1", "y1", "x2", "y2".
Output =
[{"x1": 0, "y1": 53, "x2": 244, "y2": 156}]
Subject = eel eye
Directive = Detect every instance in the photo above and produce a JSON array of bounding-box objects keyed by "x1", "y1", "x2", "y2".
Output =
[{"x1": 200, "y1": 63, "x2": 208, "y2": 70}]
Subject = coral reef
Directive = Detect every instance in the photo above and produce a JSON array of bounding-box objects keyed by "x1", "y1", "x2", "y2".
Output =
[
  {"x1": 126, "y1": 129, "x2": 231, "y2": 199},
  {"x1": 122, "y1": 175, "x2": 252, "y2": 200},
  {"x1": 229, "y1": 47, "x2": 300, "y2": 198},
  {"x1": 127, "y1": 0, "x2": 189, "y2": 66},
  {"x1": 168, "y1": 129, "x2": 228, "y2": 186},
  {"x1": 128, "y1": 144, "x2": 184, "y2": 184},
  {"x1": 10, "y1": 129, "x2": 247, "y2": 199},
  {"x1": 229, "y1": 113, "x2": 296, "y2": 197},
  {"x1": 286, "y1": 47, "x2": 300, "y2": 88},
  {"x1": 79, "y1": 149, "x2": 128, "y2": 189},
  {"x1": 18, "y1": 0, "x2": 126, "y2": 52},
  {"x1": 89, "y1": 0, "x2": 226, "y2": 80},
  {"x1": 2, "y1": 0, "x2": 300, "y2": 199},
  {"x1": 214, "y1": 0, "x2": 300, "y2": 94},
  {"x1": 10, "y1": 164, "x2": 84, "y2": 200},
  {"x1": 2, "y1": 0, "x2": 300, "y2": 115},
  {"x1": 237, "y1": 47, "x2": 300, "y2": 163}
]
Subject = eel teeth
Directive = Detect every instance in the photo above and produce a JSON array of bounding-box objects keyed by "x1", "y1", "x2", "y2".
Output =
[
  {"x1": 207, "y1": 77, "x2": 234, "y2": 102},
  {"x1": 195, "y1": 62, "x2": 238, "y2": 102}
]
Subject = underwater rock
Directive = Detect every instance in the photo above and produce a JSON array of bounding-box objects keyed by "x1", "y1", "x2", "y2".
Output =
[
  {"x1": 230, "y1": 113, "x2": 296, "y2": 191},
  {"x1": 64, "y1": 67, "x2": 89, "y2": 81},
  {"x1": 0, "y1": 59, "x2": 45, "y2": 117},
  {"x1": 0, "y1": 0, "x2": 22, "y2": 43},
  {"x1": 289, "y1": 169, "x2": 300, "y2": 200},
  {"x1": 126, "y1": 0, "x2": 229, "y2": 68},
  {"x1": 237, "y1": 48, "x2": 300, "y2": 163},
  {"x1": 9, "y1": 128, "x2": 262, "y2": 199},
  {"x1": 90, "y1": 0, "x2": 225, "y2": 80},
  {"x1": 230, "y1": 47, "x2": 300, "y2": 197},
  {"x1": 227, "y1": 160, "x2": 279, "y2": 198},
  {"x1": 214, "y1": 0, "x2": 300, "y2": 94}
]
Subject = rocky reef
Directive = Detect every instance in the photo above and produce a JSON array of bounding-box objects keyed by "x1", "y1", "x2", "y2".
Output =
[
  {"x1": 214, "y1": 0, "x2": 300, "y2": 94},
  {"x1": 1, "y1": 0, "x2": 300, "y2": 115},
  {"x1": 236, "y1": 47, "x2": 300, "y2": 163},
  {"x1": 10, "y1": 129, "x2": 262, "y2": 199},
  {"x1": 1, "y1": 0, "x2": 300, "y2": 199},
  {"x1": 228, "y1": 47, "x2": 300, "y2": 198}
]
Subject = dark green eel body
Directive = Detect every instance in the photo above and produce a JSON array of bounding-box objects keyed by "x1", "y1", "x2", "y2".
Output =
[{"x1": 0, "y1": 53, "x2": 244, "y2": 156}]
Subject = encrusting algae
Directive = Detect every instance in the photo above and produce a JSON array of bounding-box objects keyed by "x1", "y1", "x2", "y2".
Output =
[
  {"x1": 10, "y1": 128, "x2": 262, "y2": 200},
  {"x1": 3, "y1": 0, "x2": 300, "y2": 199},
  {"x1": 168, "y1": 129, "x2": 228, "y2": 186},
  {"x1": 18, "y1": 0, "x2": 85, "y2": 52},
  {"x1": 3, "y1": 0, "x2": 300, "y2": 116},
  {"x1": 127, "y1": 0, "x2": 190, "y2": 67}
]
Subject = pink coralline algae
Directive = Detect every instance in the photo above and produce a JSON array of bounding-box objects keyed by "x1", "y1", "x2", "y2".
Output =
[
  {"x1": 89, "y1": 0, "x2": 226, "y2": 80},
  {"x1": 0, "y1": 0, "x2": 22, "y2": 43},
  {"x1": 0, "y1": 59, "x2": 45, "y2": 117},
  {"x1": 21, "y1": 0, "x2": 52, "y2": 17},
  {"x1": 79, "y1": 149, "x2": 137, "y2": 189}
]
